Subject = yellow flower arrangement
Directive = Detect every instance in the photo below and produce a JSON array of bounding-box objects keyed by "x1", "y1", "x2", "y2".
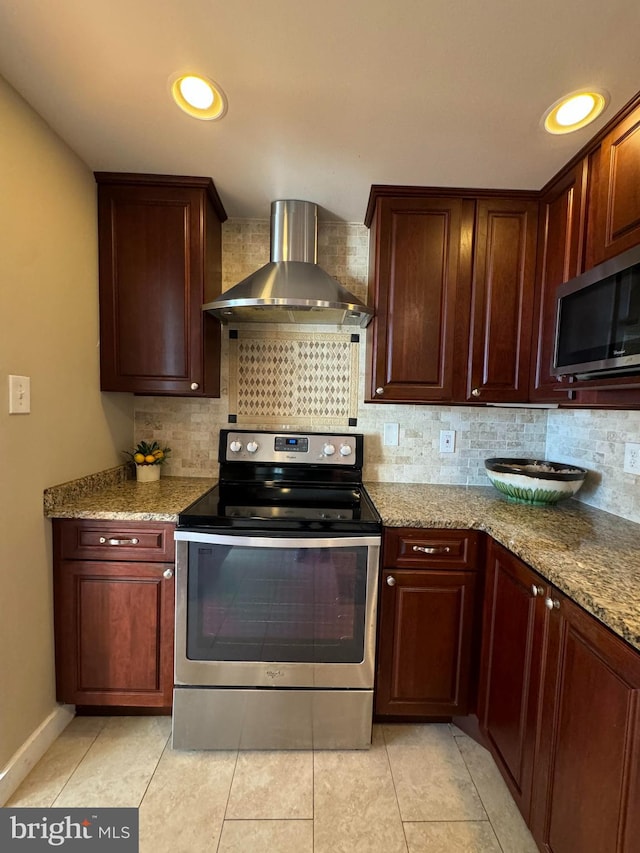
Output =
[{"x1": 124, "y1": 440, "x2": 171, "y2": 466}]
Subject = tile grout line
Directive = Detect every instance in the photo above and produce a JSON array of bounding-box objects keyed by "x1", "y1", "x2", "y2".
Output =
[
  {"x1": 311, "y1": 748, "x2": 315, "y2": 853},
  {"x1": 451, "y1": 728, "x2": 506, "y2": 853},
  {"x1": 214, "y1": 748, "x2": 240, "y2": 853},
  {"x1": 50, "y1": 724, "x2": 106, "y2": 807},
  {"x1": 379, "y1": 725, "x2": 410, "y2": 853},
  {"x1": 136, "y1": 733, "x2": 171, "y2": 808}
]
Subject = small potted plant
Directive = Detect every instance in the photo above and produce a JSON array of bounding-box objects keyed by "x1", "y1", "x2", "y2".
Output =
[{"x1": 124, "y1": 440, "x2": 171, "y2": 483}]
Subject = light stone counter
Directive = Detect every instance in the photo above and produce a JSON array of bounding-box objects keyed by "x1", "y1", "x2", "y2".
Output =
[
  {"x1": 44, "y1": 471, "x2": 640, "y2": 652},
  {"x1": 366, "y1": 482, "x2": 640, "y2": 653},
  {"x1": 44, "y1": 466, "x2": 216, "y2": 522}
]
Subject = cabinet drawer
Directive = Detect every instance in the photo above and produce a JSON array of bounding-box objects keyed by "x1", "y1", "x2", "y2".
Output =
[
  {"x1": 56, "y1": 519, "x2": 175, "y2": 562},
  {"x1": 383, "y1": 528, "x2": 479, "y2": 569}
]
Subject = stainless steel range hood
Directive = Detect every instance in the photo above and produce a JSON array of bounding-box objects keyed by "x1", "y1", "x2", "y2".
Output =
[{"x1": 203, "y1": 199, "x2": 374, "y2": 327}]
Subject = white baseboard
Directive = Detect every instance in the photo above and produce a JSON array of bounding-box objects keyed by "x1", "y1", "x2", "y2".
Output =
[{"x1": 0, "y1": 704, "x2": 75, "y2": 806}]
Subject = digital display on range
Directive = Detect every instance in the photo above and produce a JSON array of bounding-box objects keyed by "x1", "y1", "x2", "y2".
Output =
[{"x1": 274, "y1": 436, "x2": 308, "y2": 452}]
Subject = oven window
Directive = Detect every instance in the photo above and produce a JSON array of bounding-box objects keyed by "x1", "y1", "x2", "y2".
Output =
[{"x1": 186, "y1": 542, "x2": 369, "y2": 663}]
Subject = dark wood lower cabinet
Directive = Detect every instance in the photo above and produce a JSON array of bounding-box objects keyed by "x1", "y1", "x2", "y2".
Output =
[
  {"x1": 477, "y1": 536, "x2": 640, "y2": 852},
  {"x1": 375, "y1": 529, "x2": 481, "y2": 718},
  {"x1": 531, "y1": 590, "x2": 640, "y2": 853},
  {"x1": 53, "y1": 520, "x2": 175, "y2": 708},
  {"x1": 478, "y1": 540, "x2": 546, "y2": 821}
]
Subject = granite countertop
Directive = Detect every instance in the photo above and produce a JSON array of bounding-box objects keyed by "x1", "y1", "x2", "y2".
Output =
[
  {"x1": 44, "y1": 470, "x2": 640, "y2": 652},
  {"x1": 366, "y1": 483, "x2": 640, "y2": 652},
  {"x1": 44, "y1": 466, "x2": 217, "y2": 522}
]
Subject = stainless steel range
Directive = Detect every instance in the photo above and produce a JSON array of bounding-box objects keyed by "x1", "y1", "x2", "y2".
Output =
[{"x1": 172, "y1": 429, "x2": 381, "y2": 750}]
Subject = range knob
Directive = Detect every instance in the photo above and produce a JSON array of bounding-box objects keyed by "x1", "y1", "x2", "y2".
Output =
[
  {"x1": 229, "y1": 440, "x2": 243, "y2": 453},
  {"x1": 339, "y1": 443, "x2": 353, "y2": 457},
  {"x1": 246, "y1": 441, "x2": 259, "y2": 454},
  {"x1": 322, "y1": 443, "x2": 336, "y2": 457}
]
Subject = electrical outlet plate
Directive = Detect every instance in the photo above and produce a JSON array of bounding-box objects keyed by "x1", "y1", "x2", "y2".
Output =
[
  {"x1": 624, "y1": 442, "x2": 640, "y2": 474},
  {"x1": 439, "y1": 429, "x2": 455, "y2": 453}
]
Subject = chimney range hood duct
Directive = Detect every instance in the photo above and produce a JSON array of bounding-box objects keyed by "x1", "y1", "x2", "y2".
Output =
[{"x1": 203, "y1": 199, "x2": 374, "y2": 326}]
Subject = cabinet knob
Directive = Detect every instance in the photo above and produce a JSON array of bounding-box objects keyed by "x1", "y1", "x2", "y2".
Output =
[
  {"x1": 163, "y1": 568, "x2": 174, "y2": 579},
  {"x1": 531, "y1": 584, "x2": 544, "y2": 597},
  {"x1": 386, "y1": 575, "x2": 396, "y2": 587},
  {"x1": 375, "y1": 387, "x2": 384, "y2": 396},
  {"x1": 190, "y1": 382, "x2": 200, "y2": 391},
  {"x1": 471, "y1": 388, "x2": 481, "y2": 398},
  {"x1": 99, "y1": 537, "x2": 139, "y2": 546},
  {"x1": 545, "y1": 597, "x2": 560, "y2": 611}
]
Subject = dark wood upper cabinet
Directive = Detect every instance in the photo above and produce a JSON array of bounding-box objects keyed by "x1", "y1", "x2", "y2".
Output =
[
  {"x1": 365, "y1": 188, "x2": 537, "y2": 405},
  {"x1": 96, "y1": 173, "x2": 226, "y2": 397},
  {"x1": 365, "y1": 195, "x2": 473, "y2": 403},
  {"x1": 590, "y1": 103, "x2": 640, "y2": 266},
  {"x1": 466, "y1": 198, "x2": 538, "y2": 403},
  {"x1": 530, "y1": 163, "x2": 587, "y2": 402}
]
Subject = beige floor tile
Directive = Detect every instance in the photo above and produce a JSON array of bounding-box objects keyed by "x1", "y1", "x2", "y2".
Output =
[
  {"x1": 218, "y1": 819, "x2": 313, "y2": 853},
  {"x1": 139, "y1": 744, "x2": 237, "y2": 853},
  {"x1": 383, "y1": 724, "x2": 486, "y2": 822},
  {"x1": 456, "y1": 735, "x2": 538, "y2": 853},
  {"x1": 225, "y1": 750, "x2": 313, "y2": 819},
  {"x1": 53, "y1": 716, "x2": 171, "y2": 808},
  {"x1": 404, "y1": 820, "x2": 502, "y2": 852},
  {"x1": 314, "y1": 727, "x2": 407, "y2": 853},
  {"x1": 7, "y1": 716, "x2": 109, "y2": 807}
]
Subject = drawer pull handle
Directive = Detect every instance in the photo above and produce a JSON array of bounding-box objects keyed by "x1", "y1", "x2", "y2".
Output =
[
  {"x1": 386, "y1": 576, "x2": 396, "y2": 587},
  {"x1": 412, "y1": 545, "x2": 451, "y2": 555},
  {"x1": 545, "y1": 597, "x2": 561, "y2": 611},
  {"x1": 163, "y1": 568, "x2": 174, "y2": 579},
  {"x1": 531, "y1": 584, "x2": 544, "y2": 597},
  {"x1": 98, "y1": 537, "x2": 140, "y2": 546}
]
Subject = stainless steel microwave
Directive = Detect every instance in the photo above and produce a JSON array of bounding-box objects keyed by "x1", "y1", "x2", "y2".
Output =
[{"x1": 552, "y1": 243, "x2": 640, "y2": 379}]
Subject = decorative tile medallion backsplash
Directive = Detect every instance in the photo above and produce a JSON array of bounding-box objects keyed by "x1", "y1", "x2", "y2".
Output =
[
  {"x1": 132, "y1": 217, "x2": 640, "y2": 524},
  {"x1": 228, "y1": 329, "x2": 359, "y2": 426}
]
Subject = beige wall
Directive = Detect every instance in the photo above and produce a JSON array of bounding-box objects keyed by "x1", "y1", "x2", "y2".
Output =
[{"x1": 0, "y1": 76, "x2": 133, "y2": 769}]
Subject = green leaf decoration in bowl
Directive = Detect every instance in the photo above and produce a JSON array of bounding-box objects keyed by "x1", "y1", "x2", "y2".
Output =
[{"x1": 485, "y1": 458, "x2": 587, "y2": 506}]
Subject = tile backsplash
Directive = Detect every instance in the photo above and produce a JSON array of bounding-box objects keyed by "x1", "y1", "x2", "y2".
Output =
[{"x1": 134, "y1": 217, "x2": 640, "y2": 524}]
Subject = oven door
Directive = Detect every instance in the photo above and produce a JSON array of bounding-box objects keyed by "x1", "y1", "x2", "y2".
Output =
[{"x1": 174, "y1": 532, "x2": 380, "y2": 689}]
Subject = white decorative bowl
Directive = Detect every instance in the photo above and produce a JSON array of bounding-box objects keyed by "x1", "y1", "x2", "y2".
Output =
[{"x1": 484, "y1": 458, "x2": 587, "y2": 506}]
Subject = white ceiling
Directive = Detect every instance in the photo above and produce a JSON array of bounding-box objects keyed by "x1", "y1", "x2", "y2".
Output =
[{"x1": 1, "y1": 0, "x2": 640, "y2": 222}]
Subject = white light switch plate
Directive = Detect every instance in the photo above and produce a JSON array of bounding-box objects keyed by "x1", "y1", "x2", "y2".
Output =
[
  {"x1": 9, "y1": 375, "x2": 31, "y2": 414},
  {"x1": 383, "y1": 423, "x2": 399, "y2": 446}
]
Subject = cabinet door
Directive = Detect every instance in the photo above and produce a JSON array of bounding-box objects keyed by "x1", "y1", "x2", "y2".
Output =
[
  {"x1": 532, "y1": 590, "x2": 640, "y2": 853},
  {"x1": 97, "y1": 175, "x2": 224, "y2": 397},
  {"x1": 590, "y1": 104, "x2": 640, "y2": 264},
  {"x1": 54, "y1": 560, "x2": 175, "y2": 707},
  {"x1": 366, "y1": 196, "x2": 473, "y2": 402},
  {"x1": 466, "y1": 198, "x2": 538, "y2": 402},
  {"x1": 478, "y1": 541, "x2": 546, "y2": 821},
  {"x1": 530, "y1": 165, "x2": 587, "y2": 402},
  {"x1": 375, "y1": 567, "x2": 477, "y2": 717}
]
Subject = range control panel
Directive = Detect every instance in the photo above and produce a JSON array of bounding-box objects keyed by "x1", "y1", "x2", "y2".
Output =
[{"x1": 220, "y1": 430, "x2": 362, "y2": 466}]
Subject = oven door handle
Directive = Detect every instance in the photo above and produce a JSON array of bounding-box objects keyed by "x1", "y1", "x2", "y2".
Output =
[{"x1": 174, "y1": 530, "x2": 381, "y2": 549}]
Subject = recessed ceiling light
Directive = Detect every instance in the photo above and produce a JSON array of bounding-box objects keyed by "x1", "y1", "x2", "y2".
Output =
[
  {"x1": 169, "y1": 73, "x2": 227, "y2": 121},
  {"x1": 543, "y1": 89, "x2": 608, "y2": 135}
]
